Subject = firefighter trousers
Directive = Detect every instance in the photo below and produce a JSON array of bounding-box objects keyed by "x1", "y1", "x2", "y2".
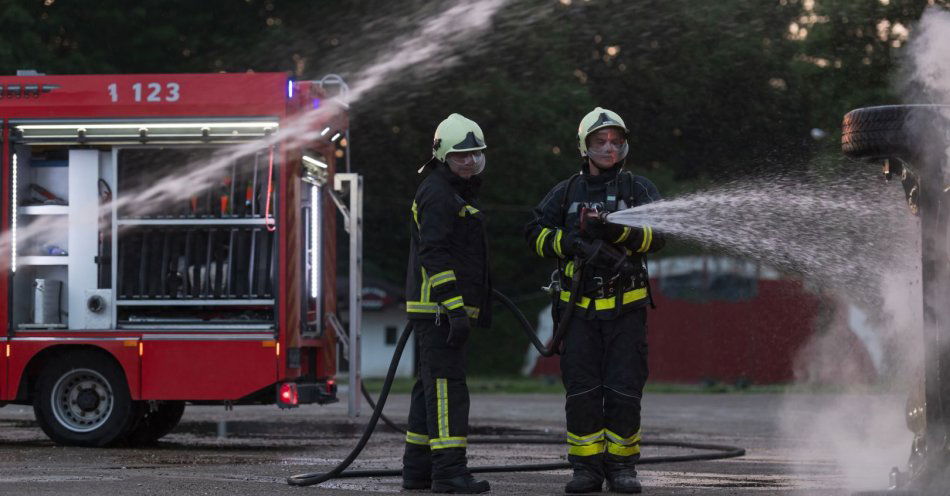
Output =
[
  {"x1": 560, "y1": 306, "x2": 648, "y2": 477},
  {"x1": 402, "y1": 319, "x2": 471, "y2": 480}
]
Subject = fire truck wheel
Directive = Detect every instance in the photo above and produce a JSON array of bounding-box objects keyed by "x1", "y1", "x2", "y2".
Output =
[
  {"x1": 124, "y1": 401, "x2": 186, "y2": 446},
  {"x1": 33, "y1": 351, "x2": 138, "y2": 447},
  {"x1": 841, "y1": 105, "x2": 950, "y2": 160}
]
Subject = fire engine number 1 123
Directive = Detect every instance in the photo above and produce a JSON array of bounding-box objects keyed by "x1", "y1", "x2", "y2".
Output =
[{"x1": 107, "y1": 82, "x2": 181, "y2": 103}]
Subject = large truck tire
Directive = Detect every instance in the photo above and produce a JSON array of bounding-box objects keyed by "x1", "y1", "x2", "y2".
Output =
[
  {"x1": 841, "y1": 104, "x2": 950, "y2": 160},
  {"x1": 124, "y1": 401, "x2": 186, "y2": 446},
  {"x1": 33, "y1": 350, "x2": 139, "y2": 447}
]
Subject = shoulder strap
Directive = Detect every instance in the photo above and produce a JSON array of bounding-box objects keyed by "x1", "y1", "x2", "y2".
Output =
[
  {"x1": 560, "y1": 173, "x2": 581, "y2": 226},
  {"x1": 621, "y1": 171, "x2": 635, "y2": 206}
]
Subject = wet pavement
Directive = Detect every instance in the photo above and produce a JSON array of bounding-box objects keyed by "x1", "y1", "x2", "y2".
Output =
[{"x1": 0, "y1": 391, "x2": 909, "y2": 495}]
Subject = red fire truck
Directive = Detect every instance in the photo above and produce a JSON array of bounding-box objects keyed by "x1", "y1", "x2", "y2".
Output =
[{"x1": 0, "y1": 72, "x2": 352, "y2": 446}]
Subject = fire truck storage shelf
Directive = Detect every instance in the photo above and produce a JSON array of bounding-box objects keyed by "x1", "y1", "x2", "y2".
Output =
[
  {"x1": 13, "y1": 146, "x2": 94, "y2": 330},
  {"x1": 12, "y1": 143, "x2": 280, "y2": 331},
  {"x1": 112, "y1": 147, "x2": 277, "y2": 331}
]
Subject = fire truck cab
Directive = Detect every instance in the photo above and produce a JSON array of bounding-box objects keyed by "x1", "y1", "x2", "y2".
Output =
[{"x1": 0, "y1": 72, "x2": 345, "y2": 446}]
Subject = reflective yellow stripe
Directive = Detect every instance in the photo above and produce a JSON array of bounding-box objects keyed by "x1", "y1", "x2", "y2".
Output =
[
  {"x1": 437, "y1": 378, "x2": 449, "y2": 439},
  {"x1": 553, "y1": 229, "x2": 564, "y2": 258},
  {"x1": 406, "y1": 302, "x2": 479, "y2": 317},
  {"x1": 442, "y1": 296, "x2": 464, "y2": 310},
  {"x1": 430, "y1": 270, "x2": 457, "y2": 287},
  {"x1": 407, "y1": 301, "x2": 440, "y2": 313},
  {"x1": 411, "y1": 201, "x2": 420, "y2": 229},
  {"x1": 458, "y1": 205, "x2": 480, "y2": 217},
  {"x1": 614, "y1": 226, "x2": 632, "y2": 244},
  {"x1": 421, "y1": 267, "x2": 431, "y2": 302},
  {"x1": 604, "y1": 428, "x2": 641, "y2": 456},
  {"x1": 559, "y1": 288, "x2": 648, "y2": 310},
  {"x1": 637, "y1": 226, "x2": 653, "y2": 253},
  {"x1": 430, "y1": 436, "x2": 467, "y2": 449},
  {"x1": 567, "y1": 430, "x2": 606, "y2": 456},
  {"x1": 604, "y1": 428, "x2": 641, "y2": 446},
  {"x1": 406, "y1": 431, "x2": 430, "y2": 446},
  {"x1": 564, "y1": 261, "x2": 574, "y2": 278},
  {"x1": 606, "y1": 442, "x2": 641, "y2": 457},
  {"x1": 567, "y1": 429, "x2": 605, "y2": 445},
  {"x1": 568, "y1": 441, "x2": 605, "y2": 456},
  {"x1": 535, "y1": 228, "x2": 552, "y2": 257}
]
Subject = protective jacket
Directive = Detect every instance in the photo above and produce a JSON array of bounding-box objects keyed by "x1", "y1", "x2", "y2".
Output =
[
  {"x1": 405, "y1": 163, "x2": 492, "y2": 327},
  {"x1": 525, "y1": 165, "x2": 664, "y2": 320}
]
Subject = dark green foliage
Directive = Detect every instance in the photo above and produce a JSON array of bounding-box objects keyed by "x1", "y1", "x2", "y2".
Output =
[{"x1": 2, "y1": 0, "x2": 946, "y2": 373}]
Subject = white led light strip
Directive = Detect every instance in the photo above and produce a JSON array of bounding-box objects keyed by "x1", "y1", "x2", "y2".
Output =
[
  {"x1": 16, "y1": 121, "x2": 279, "y2": 131},
  {"x1": 311, "y1": 184, "x2": 321, "y2": 300},
  {"x1": 11, "y1": 153, "x2": 17, "y2": 273}
]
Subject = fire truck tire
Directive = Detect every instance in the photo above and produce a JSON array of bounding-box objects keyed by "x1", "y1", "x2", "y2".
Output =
[
  {"x1": 841, "y1": 104, "x2": 950, "y2": 160},
  {"x1": 124, "y1": 401, "x2": 186, "y2": 445},
  {"x1": 32, "y1": 351, "x2": 138, "y2": 447}
]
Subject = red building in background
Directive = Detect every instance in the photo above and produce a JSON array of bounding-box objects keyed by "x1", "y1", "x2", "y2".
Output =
[{"x1": 528, "y1": 256, "x2": 878, "y2": 385}]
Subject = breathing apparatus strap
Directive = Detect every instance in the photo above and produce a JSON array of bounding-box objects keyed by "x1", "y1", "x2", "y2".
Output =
[
  {"x1": 605, "y1": 178, "x2": 619, "y2": 213},
  {"x1": 548, "y1": 255, "x2": 584, "y2": 355},
  {"x1": 549, "y1": 173, "x2": 582, "y2": 328}
]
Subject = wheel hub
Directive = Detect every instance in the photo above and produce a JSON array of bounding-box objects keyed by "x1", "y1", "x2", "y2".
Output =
[{"x1": 75, "y1": 388, "x2": 100, "y2": 411}]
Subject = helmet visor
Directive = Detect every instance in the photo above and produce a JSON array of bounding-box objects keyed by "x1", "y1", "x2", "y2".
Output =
[
  {"x1": 586, "y1": 140, "x2": 628, "y2": 165},
  {"x1": 446, "y1": 150, "x2": 486, "y2": 176}
]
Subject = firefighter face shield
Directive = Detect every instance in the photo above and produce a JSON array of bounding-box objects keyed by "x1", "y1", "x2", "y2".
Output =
[
  {"x1": 585, "y1": 128, "x2": 629, "y2": 168},
  {"x1": 446, "y1": 150, "x2": 486, "y2": 179}
]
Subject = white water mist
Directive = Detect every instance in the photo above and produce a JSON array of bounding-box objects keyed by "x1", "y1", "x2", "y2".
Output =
[{"x1": 608, "y1": 171, "x2": 917, "y2": 305}]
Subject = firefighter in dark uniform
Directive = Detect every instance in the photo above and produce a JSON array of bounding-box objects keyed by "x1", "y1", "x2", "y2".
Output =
[
  {"x1": 402, "y1": 113, "x2": 492, "y2": 494},
  {"x1": 525, "y1": 107, "x2": 664, "y2": 494}
]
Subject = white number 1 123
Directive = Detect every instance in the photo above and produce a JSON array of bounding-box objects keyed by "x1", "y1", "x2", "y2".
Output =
[{"x1": 108, "y1": 82, "x2": 181, "y2": 103}]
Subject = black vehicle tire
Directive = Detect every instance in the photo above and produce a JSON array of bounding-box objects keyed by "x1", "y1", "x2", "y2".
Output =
[
  {"x1": 841, "y1": 104, "x2": 950, "y2": 160},
  {"x1": 33, "y1": 350, "x2": 139, "y2": 447},
  {"x1": 124, "y1": 401, "x2": 186, "y2": 446}
]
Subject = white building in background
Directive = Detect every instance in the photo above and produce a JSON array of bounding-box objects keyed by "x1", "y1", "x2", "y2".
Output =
[{"x1": 337, "y1": 277, "x2": 414, "y2": 378}]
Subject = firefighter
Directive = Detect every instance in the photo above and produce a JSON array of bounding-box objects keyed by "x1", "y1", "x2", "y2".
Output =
[
  {"x1": 525, "y1": 107, "x2": 665, "y2": 493},
  {"x1": 402, "y1": 113, "x2": 492, "y2": 494}
]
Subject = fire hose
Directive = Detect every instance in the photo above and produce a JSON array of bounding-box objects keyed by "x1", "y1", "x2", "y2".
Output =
[{"x1": 286, "y1": 284, "x2": 746, "y2": 487}]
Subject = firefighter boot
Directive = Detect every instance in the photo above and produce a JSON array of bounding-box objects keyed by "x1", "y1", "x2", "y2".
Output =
[
  {"x1": 431, "y1": 474, "x2": 490, "y2": 494},
  {"x1": 604, "y1": 455, "x2": 641, "y2": 494},
  {"x1": 605, "y1": 471, "x2": 641, "y2": 494},
  {"x1": 565, "y1": 455, "x2": 605, "y2": 493},
  {"x1": 402, "y1": 442, "x2": 432, "y2": 490}
]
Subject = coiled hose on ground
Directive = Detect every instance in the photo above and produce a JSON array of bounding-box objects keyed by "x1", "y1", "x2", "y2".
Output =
[{"x1": 286, "y1": 289, "x2": 745, "y2": 487}]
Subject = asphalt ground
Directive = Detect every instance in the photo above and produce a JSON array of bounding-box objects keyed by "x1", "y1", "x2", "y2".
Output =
[{"x1": 0, "y1": 390, "x2": 910, "y2": 495}]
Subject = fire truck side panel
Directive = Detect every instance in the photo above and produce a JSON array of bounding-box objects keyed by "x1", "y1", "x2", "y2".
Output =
[
  {"x1": 1, "y1": 342, "x2": 6, "y2": 400},
  {"x1": 313, "y1": 145, "x2": 338, "y2": 380},
  {"x1": 140, "y1": 339, "x2": 277, "y2": 400},
  {"x1": 279, "y1": 149, "x2": 301, "y2": 380},
  {"x1": 0, "y1": 74, "x2": 288, "y2": 119},
  {"x1": 3, "y1": 340, "x2": 141, "y2": 401}
]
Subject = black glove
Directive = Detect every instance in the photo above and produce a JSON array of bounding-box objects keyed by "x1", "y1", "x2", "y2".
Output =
[
  {"x1": 573, "y1": 238, "x2": 637, "y2": 274},
  {"x1": 563, "y1": 229, "x2": 590, "y2": 257},
  {"x1": 583, "y1": 214, "x2": 608, "y2": 240},
  {"x1": 446, "y1": 312, "x2": 471, "y2": 347}
]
